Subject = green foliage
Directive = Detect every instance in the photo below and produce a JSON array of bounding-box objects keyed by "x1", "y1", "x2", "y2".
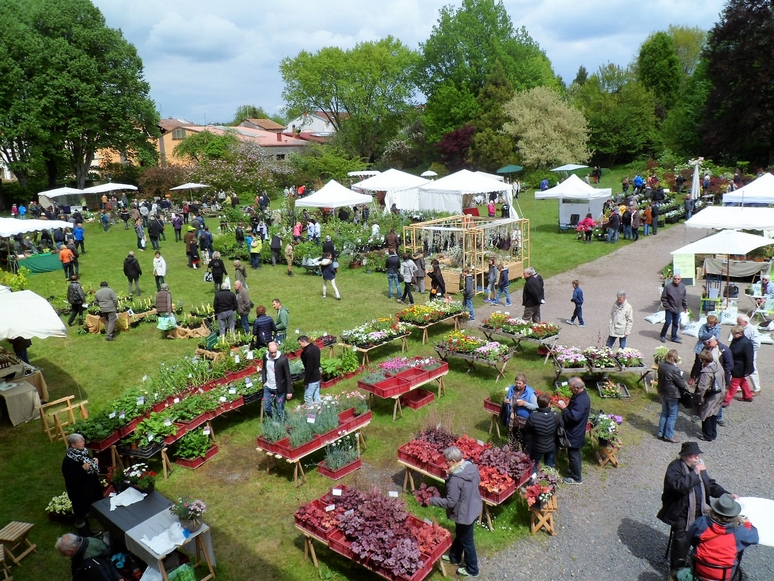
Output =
[
  {"x1": 0, "y1": 267, "x2": 29, "y2": 291},
  {"x1": 174, "y1": 429, "x2": 211, "y2": 460},
  {"x1": 174, "y1": 130, "x2": 240, "y2": 162},
  {"x1": 138, "y1": 166, "x2": 191, "y2": 201},
  {"x1": 339, "y1": 349, "x2": 360, "y2": 374},
  {"x1": 573, "y1": 65, "x2": 589, "y2": 86},
  {"x1": 320, "y1": 357, "x2": 343, "y2": 379},
  {"x1": 660, "y1": 63, "x2": 711, "y2": 158},
  {"x1": 503, "y1": 87, "x2": 590, "y2": 168},
  {"x1": 229, "y1": 104, "x2": 285, "y2": 126},
  {"x1": 667, "y1": 25, "x2": 707, "y2": 77},
  {"x1": 288, "y1": 144, "x2": 367, "y2": 185},
  {"x1": 261, "y1": 419, "x2": 287, "y2": 443},
  {"x1": 311, "y1": 404, "x2": 340, "y2": 436},
  {"x1": 281, "y1": 37, "x2": 419, "y2": 160},
  {"x1": 323, "y1": 434, "x2": 359, "y2": 470},
  {"x1": 636, "y1": 32, "x2": 682, "y2": 114}
]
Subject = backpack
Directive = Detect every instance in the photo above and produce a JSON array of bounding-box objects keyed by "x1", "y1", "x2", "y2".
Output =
[{"x1": 67, "y1": 283, "x2": 84, "y2": 305}]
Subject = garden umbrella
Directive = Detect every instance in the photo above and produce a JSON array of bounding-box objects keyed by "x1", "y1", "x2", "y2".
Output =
[
  {"x1": 670, "y1": 229, "x2": 774, "y2": 256},
  {"x1": 170, "y1": 183, "x2": 211, "y2": 190},
  {"x1": 690, "y1": 162, "x2": 701, "y2": 201},
  {"x1": 496, "y1": 164, "x2": 523, "y2": 175}
]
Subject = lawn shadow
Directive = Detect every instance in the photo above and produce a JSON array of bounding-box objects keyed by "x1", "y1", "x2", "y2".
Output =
[{"x1": 618, "y1": 517, "x2": 670, "y2": 575}]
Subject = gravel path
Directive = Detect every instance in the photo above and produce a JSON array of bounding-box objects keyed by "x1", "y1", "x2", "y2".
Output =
[{"x1": 471, "y1": 224, "x2": 774, "y2": 581}]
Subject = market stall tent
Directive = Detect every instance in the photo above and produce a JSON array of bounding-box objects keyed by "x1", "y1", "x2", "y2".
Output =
[
  {"x1": 417, "y1": 169, "x2": 517, "y2": 218},
  {"x1": 352, "y1": 169, "x2": 430, "y2": 213},
  {"x1": 295, "y1": 179, "x2": 373, "y2": 209},
  {"x1": 0, "y1": 290, "x2": 66, "y2": 340},
  {"x1": 0, "y1": 217, "x2": 73, "y2": 237},
  {"x1": 670, "y1": 229, "x2": 774, "y2": 256},
  {"x1": 534, "y1": 174, "x2": 612, "y2": 230},
  {"x1": 722, "y1": 172, "x2": 774, "y2": 206},
  {"x1": 685, "y1": 206, "x2": 774, "y2": 231}
]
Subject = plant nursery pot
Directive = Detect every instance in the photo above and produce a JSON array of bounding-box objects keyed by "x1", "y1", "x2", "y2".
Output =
[
  {"x1": 176, "y1": 445, "x2": 219, "y2": 469},
  {"x1": 180, "y1": 518, "x2": 202, "y2": 533},
  {"x1": 85, "y1": 430, "x2": 121, "y2": 452},
  {"x1": 317, "y1": 457, "x2": 362, "y2": 480},
  {"x1": 483, "y1": 398, "x2": 502, "y2": 415}
]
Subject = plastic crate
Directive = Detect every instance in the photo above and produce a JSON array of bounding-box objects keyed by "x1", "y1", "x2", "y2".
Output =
[{"x1": 400, "y1": 389, "x2": 434, "y2": 410}]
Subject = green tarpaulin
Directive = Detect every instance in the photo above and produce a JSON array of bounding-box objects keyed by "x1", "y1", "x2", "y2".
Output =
[{"x1": 18, "y1": 253, "x2": 62, "y2": 274}]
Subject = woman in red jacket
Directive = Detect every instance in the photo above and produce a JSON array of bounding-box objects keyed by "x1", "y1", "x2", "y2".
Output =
[{"x1": 576, "y1": 213, "x2": 596, "y2": 243}]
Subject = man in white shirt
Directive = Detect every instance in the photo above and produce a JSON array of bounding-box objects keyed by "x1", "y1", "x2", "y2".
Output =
[{"x1": 737, "y1": 314, "x2": 761, "y2": 394}]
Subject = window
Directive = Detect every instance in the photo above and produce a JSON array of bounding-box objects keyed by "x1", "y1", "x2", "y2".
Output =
[
  {"x1": 275, "y1": 154, "x2": 286, "y2": 160},
  {"x1": 172, "y1": 128, "x2": 186, "y2": 140}
]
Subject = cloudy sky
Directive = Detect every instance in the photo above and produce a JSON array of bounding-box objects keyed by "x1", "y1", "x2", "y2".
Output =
[{"x1": 92, "y1": 0, "x2": 728, "y2": 125}]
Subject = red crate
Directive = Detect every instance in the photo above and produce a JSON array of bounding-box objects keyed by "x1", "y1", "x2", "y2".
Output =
[
  {"x1": 483, "y1": 398, "x2": 501, "y2": 415},
  {"x1": 327, "y1": 529, "x2": 354, "y2": 559},
  {"x1": 223, "y1": 396, "x2": 244, "y2": 412},
  {"x1": 182, "y1": 412, "x2": 211, "y2": 432},
  {"x1": 85, "y1": 430, "x2": 121, "y2": 452},
  {"x1": 346, "y1": 410, "x2": 372, "y2": 432},
  {"x1": 425, "y1": 361, "x2": 449, "y2": 380},
  {"x1": 479, "y1": 479, "x2": 516, "y2": 504},
  {"x1": 400, "y1": 389, "x2": 434, "y2": 410},
  {"x1": 163, "y1": 423, "x2": 188, "y2": 446},
  {"x1": 321, "y1": 375, "x2": 344, "y2": 390},
  {"x1": 394, "y1": 367, "x2": 430, "y2": 387},
  {"x1": 397, "y1": 443, "x2": 446, "y2": 479},
  {"x1": 285, "y1": 436, "x2": 324, "y2": 461},
  {"x1": 119, "y1": 417, "x2": 142, "y2": 438},
  {"x1": 256, "y1": 436, "x2": 286, "y2": 455},
  {"x1": 407, "y1": 515, "x2": 452, "y2": 564},
  {"x1": 337, "y1": 408, "x2": 356, "y2": 425},
  {"x1": 176, "y1": 445, "x2": 219, "y2": 469},
  {"x1": 151, "y1": 400, "x2": 169, "y2": 413},
  {"x1": 317, "y1": 458, "x2": 362, "y2": 481}
]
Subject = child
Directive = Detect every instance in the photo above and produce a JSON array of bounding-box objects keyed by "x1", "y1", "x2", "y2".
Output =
[
  {"x1": 569, "y1": 280, "x2": 585, "y2": 327},
  {"x1": 485, "y1": 258, "x2": 497, "y2": 303},
  {"x1": 487, "y1": 201, "x2": 496, "y2": 217}
]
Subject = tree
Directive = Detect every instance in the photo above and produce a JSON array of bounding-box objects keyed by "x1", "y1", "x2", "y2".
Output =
[
  {"x1": 502, "y1": 87, "x2": 590, "y2": 169},
  {"x1": 0, "y1": 0, "x2": 159, "y2": 191},
  {"x1": 702, "y1": 0, "x2": 774, "y2": 166},
  {"x1": 437, "y1": 126, "x2": 477, "y2": 172},
  {"x1": 573, "y1": 66, "x2": 589, "y2": 86},
  {"x1": 660, "y1": 61, "x2": 711, "y2": 157},
  {"x1": 280, "y1": 37, "x2": 419, "y2": 161},
  {"x1": 229, "y1": 105, "x2": 285, "y2": 126},
  {"x1": 667, "y1": 25, "x2": 707, "y2": 77},
  {"x1": 575, "y1": 64, "x2": 658, "y2": 165},
  {"x1": 637, "y1": 31, "x2": 682, "y2": 115},
  {"x1": 469, "y1": 61, "x2": 517, "y2": 170},
  {"x1": 289, "y1": 144, "x2": 367, "y2": 184},
  {"x1": 137, "y1": 165, "x2": 190, "y2": 200},
  {"x1": 173, "y1": 130, "x2": 240, "y2": 163},
  {"x1": 418, "y1": 0, "x2": 557, "y2": 138}
]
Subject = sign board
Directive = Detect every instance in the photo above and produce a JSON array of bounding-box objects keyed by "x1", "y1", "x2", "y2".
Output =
[{"x1": 672, "y1": 253, "x2": 695, "y2": 286}]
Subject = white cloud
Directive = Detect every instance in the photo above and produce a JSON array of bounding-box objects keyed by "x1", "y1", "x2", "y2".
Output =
[{"x1": 92, "y1": 0, "x2": 727, "y2": 122}]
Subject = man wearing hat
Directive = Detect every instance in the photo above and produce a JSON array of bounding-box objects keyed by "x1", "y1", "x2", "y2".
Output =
[
  {"x1": 686, "y1": 494, "x2": 758, "y2": 580},
  {"x1": 657, "y1": 442, "x2": 737, "y2": 572}
]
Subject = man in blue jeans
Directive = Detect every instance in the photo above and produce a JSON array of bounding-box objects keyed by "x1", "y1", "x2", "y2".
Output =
[
  {"x1": 299, "y1": 335, "x2": 321, "y2": 404},
  {"x1": 385, "y1": 249, "x2": 400, "y2": 298},
  {"x1": 261, "y1": 342, "x2": 292, "y2": 420},
  {"x1": 493, "y1": 264, "x2": 511, "y2": 306},
  {"x1": 461, "y1": 268, "x2": 475, "y2": 321},
  {"x1": 606, "y1": 208, "x2": 620, "y2": 243},
  {"x1": 660, "y1": 274, "x2": 688, "y2": 343}
]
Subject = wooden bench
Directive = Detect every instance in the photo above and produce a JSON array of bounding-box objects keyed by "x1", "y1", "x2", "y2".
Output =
[
  {"x1": 0, "y1": 522, "x2": 36, "y2": 566},
  {"x1": 0, "y1": 545, "x2": 13, "y2": 580}
]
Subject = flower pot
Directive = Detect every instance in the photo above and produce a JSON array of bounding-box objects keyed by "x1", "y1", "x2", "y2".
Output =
[
  {"x1": 48, "y1": 511, "x2": 76, "y2": 525},
  {"x1": 317, "y1": 457, "x2": 362, "y2": 480},
  {"x1": 479, "y1": 479, "x2": 516, "y2": 504},
  {"x1": 327, "y1": 529, "x2": 354, "y2": 559},
  {"x1": 135, "y1": 482, "x2": 154, "y2": 494},
  {"x1": 321, "y1": 375, "x2": 344, "y2": 390},
  {"x1": 243, "y1": 391, "x2": 262, "y2": 405},
  {"x1": 180, "y1": 518, "x2": 202, "y2": 533},
  {"x1": 346, "y1": 410, "x2": 372, "y2": 432},
  {"x1": 394, "y1": 367, "x2": 430, "y2": 387}
]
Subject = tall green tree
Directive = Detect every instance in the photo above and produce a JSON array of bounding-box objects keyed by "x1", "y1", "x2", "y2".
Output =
[
  {"x1": 573, "y1": 66, "x2": 589, "y2": 86},
  {"x1": 229, "y1": 105, "x2": 285, "y2": 126},
  {"x1": 667, "y1": 25, "x2": 707, "y2": 77},
  {"x1": 575, "y1": 64, "x2": 658, "y2": 165},
  {"x1": 636, "y1": 31, "x2": 682, "y2": 116},
  {"x1": 418, "y1": 0, "x2": 557, "y2": 141},
  {"x1": 502, "y1": 86, "x2": 590, "y2": 168},
  {"x1": 660, "y1": 61, "x2": 711, "y2": 158},
  {"x1": 0, "y1": 0, "x2": 159, "y2": 191},
  {"x1": 469, "y1": 61, "x2": 517, "y2": 171},
  {"x1": 702, "y1": 0, "x2": 774, "y2": 166},
  {"x1": 280, "y1": 37, "x2": 418, "y2": 161}
]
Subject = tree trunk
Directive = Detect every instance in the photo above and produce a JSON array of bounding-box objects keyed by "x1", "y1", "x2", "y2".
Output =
[{"x1": 45, "y1": 155, "x2": 58, "y2": 187}]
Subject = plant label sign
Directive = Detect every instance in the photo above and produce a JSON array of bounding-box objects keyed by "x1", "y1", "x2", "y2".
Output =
[
  {"x1": 173, "y1": 397, "x2": 180, "y2": 404},
  {"x1": 388, "y1": 491, "x2": 399, "y2": 498},
  {"x1": 228, "y1": 387, "x2": 237, "y2": 395},
  {"x1": 127, "y1": 309, "x2": 135, "y2": 316},
  {"x1": 561, "y1": 381, "x2": 568, "y2": 386},
  {"x1": 325, "y1": 504, "x2": 335, "y2": 512},
  {"x1": 136, "y1": 396, "x2": 145, "y2": 406},
  {"x1": 109, "y1": 412, "x2": 116, "y2": 419},
  {"x1": 344, "y1": 509, "x2": 354, "y2": 516},
  {"x1": 148, "y1": 433, "x2": 154, "y2": 442},
  {"x1": 203, "y1": 427, "x2": 211, "y2": 436},
  {"x1": 164, "y1": 418, "x2": 172, "y2": 427},
  {"x1": 246, "y1": 351, "x2": 254, "y2": 360},
  {"x1": 424, "y1": 518, "x2": 432, "y2": 525},
  {"x1": 332, "y1": 489, "x2": 342, "y2": 496},
  {"x1": 477, "y1": 439, "x2": 484, "y2": 446},
  {"x1": 119, "y1": 412, "x2": 126, "y2": 420},
  {"x1": 142, "y1": 375, "x2": 148, "y2": 382},
  {"x1": 306, "y1": 414, "x2": 316, "y2": 424},
  {"x1": 234, "y1": 355, "x2": 240, "y2": 364},
  {"x1": 219, "y1": 396, "x2": 227, "y2": 403},
  {"x1": 245, "y1": 378, "x2": 253, "y2": 388}
]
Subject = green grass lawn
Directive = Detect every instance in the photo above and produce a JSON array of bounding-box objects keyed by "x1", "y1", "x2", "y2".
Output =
[{"x1": 0, "y1": 186, "x2": 654, "y2": 581}]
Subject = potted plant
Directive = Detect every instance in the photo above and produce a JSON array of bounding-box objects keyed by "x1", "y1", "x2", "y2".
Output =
[
  {"x1": 524, "y1": 467, "x2": 559, "y2": 511},
  {"x1": 117, "y1": 463, "x2": 157, "y2": 493},
  {"x1": 46, "y1": 492, "x2": 75, "y2": 524},
  {"x1": 553, "y1": 346, "x2": 587, "y2": 369},
  {"x1": 591, "y1": 412, "x2": 623, "y2": 449},
  {"x1": 174, "y1": 429, "x2": 218, "y2": 469},
  {"x1": 318, "y1": 434, "x2": 361, "y2": 480},
  {"x1": 484, "y1": 385, "x2": 507, "y2": 415},
  {"x1": 170, "y1": 496, "x2": 207, "y2": 532}
]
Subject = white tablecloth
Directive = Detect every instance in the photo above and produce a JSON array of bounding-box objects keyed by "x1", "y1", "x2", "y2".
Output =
[
  {"x1": 125, "y1": 508, "x2": 216, "y2": 574},
  {"x1": 738, "y1": 497, "x2": 774, "y2": 547}
]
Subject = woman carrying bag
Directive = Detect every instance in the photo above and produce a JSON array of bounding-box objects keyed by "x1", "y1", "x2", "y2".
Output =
[{"x1": 504, "y1": 373, "x2": 537, "y2": 452}]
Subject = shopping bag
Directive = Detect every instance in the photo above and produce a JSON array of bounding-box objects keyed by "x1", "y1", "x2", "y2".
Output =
[
  {"x1": 679, "y1": 311, "x2": 690, "y2": 328},
  {"x1": 203, "y1": 271, "x2": 213, "y2": 283},
  {"x1": 223, "y1": 275, "x2": 231, "y2": 289},
  {"x1": 140, "y1": 237, "x2": 146, "y2": 248},
  {"x1": 157, "y1": 314, "x2": 177, "y2": 330}
]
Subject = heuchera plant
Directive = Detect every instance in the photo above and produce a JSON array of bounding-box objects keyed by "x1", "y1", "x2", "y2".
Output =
[{"x1": 412, "y1": 483, "x2": 441, "y2": 507}]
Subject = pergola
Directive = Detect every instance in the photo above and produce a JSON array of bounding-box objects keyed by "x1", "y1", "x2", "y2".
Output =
[{"x1": 402, "y1": 215, "x2": 530, "y2": 294}]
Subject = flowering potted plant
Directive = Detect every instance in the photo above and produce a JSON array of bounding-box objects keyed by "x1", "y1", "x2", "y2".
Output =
[
  {"x1": 434, "y1": 331, "x2": 482, "y2": 355},
  {"x1": 171, "y1": 496, "x2": 207, "y2": 532},
  {"x1": 616, "y1": 348, "x2": 644, "y2": 368},
  {"x1": 596, "y1": 378, "x2": 631, "y2": 399},
  {"x1": 522, "y1": 322, "x2": 561, "y2": 340},
  {"x1": 473, "y1": 341, "x2": 511, "y2": 363},
  {"x1": 590, "y1": 412, "x2": 623, "y2": 448},
  {"x1": 318, "y1": 434, "x2": 361, "y2": 480},
  {"x1": 116, "y1": 463, "x2": 157, "y2": 492},
  {"x1": 583, "y1": 346, "x2": 620, "y2": 370},
  {"x1": 524, "y1": 467, "x2": 559, "y2": 510},
  {"x1": 553, "y1": 346, "x2": 587, "y2": 369},
  {"x1": 46, "y1": 492, "x2": 75, "y2": 523},
  {"x1": 481, "y1": 313, "x2": 530, "y2": 335}
]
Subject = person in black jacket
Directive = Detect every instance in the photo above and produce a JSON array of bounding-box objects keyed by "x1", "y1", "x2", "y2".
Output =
[
  {"x1": 524, "y1": 393, "x2": 559, "y2": 468},
  {"x1": 270, "y1": 234, "x2": 282, "y2": 266},
  {"x1": 428, "y1": 259, "x2": 446, "y2": 300},
  {"x1": 122, "y1": 252, "x2": 142, "y2": 296},
  {"x1": 385, "y1": 249, "x2": 400, "y2": 299},
  {"x1": 56, "y1": 533, "x2": 125, "y2": 581},
  {"x1": 147, "y1": 217, "x2": 163, "y2": 250},
  {"x1": 322, "y1": 235, "x2": 336, "y2": 259},
  {"x1": 252, "y1": 305, "x2": 276, "y2": 348},
  {"x1": 208, "y1": 251, "x2": 227, "y2": 292},
  {"x1": 213, "y1": 283, "x2": 237, "y2": 336},
  {"x1": 657, "y1": 441, "x2": 734, "y2": 572},
  {"x1": 522, "y1": 267, "x2": 544, "y2": 322},
  {"x1": 62, "y1": 434, "x2": 103, "y2": 538},
  {"x1": 657, "y1": 349, "x2": 686, "y2": 443},
  {"x1": 722, "y1": 326, "x2": 754, "y2": 406},
  {"x1": 556, "y1": 377, "x2": 590, "y2": 484},
  {"x1": 67, "y1": 275, "x2": 86, "y2": 327},
  {"x1": 261, "y1": 342, "x2": 292, "y2": 419},
  {"x1": 299, "y1": 335, "x2": 321, "y2": 404}
]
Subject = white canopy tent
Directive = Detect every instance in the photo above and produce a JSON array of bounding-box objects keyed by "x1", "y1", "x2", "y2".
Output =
[
  {"x1": 81, "y1": 183, "x2": 138, "y2": 194},
  {"x1": 722, "y1": 172, "x2": 774, "y2": 206},
  {"x1": 295, "y1": 179, "x2": 373, "y2": 209},
  {"x1": 418, "y1": 169, "x2": 517, "y2": 218},
  {"x1": 671, "y1": 229, "x2": 774, "y2": 256},
  {"x1": 685, "y1": 206, "x2": 774, "y2": 230},
  {"x1": 534, "y1": 174, "x2": 612, "y2": 228},
  {"x1": 0, "y1": 217, "x2": 73, "y2": 237},
  {"x1": 352, "y1": 169, "x2": 430, "y2": 213},
  {"x1": 0, "y1": 290, "x2": 67, "y2": 340},
  {"x1": 474, "y1": 171, "x2": 504, "y2": 182},
  {"x1": 170, "y1": 183, "x2": 211, "y2": 191},
  {"x1": 37, "y1": 186, "x2": 84, "y2": 209},
  {"x1": 551, "y1": 164, "x2": 589, "y2": 172},
  {"x1": 347, "y1": 170, "x2": 380, "y2": 178}
]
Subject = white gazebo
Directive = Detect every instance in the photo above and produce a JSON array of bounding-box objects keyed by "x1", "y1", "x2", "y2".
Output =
[
  {"x1": 722, "y1": 172, "x2": 774, "y2": 206},
  {"x1": 295, "y1": 180, "x2": 373, "y2": 209},
  {"x1": 534, "y1": 174, "x2": 612, "y2": 230},
  {"x1": 685, "y1": 207, "x2": 774, "y2": 231},
  {"x1": 352, "y1": 169, "x2": 430, "y2": 213},
  {"x1": 417, "y1": 169, "x2": 517, "y2": 218}
]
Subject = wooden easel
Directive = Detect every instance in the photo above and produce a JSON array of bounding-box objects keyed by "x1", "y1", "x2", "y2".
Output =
[{"x1": 530, "y1": 495, "x2": 557, "y2": 535}]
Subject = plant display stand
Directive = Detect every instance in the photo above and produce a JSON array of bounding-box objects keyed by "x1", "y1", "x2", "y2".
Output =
[
  {"x1": 360, "y1": 365, "x2": 449, "y2": 421},
  {"x1": 409, "y1": 313, "x2": 466, "y2": 344},
  {"x1": 338, "y1": 333, "x2": 409, "y2": 366},
  {"x1": 529, "y1": 495, "x2": 557, "y2": 536},
  {"x1": 483, "y1": 398, "x2": 503, "y2": 439},
  {"x1": 116, "y1": 444, "x2": 174, "y2": 480},
  {"x1": 175, "y1": 445, "x2": 219, "y2": 469},
  {"x1": 481, "y1": 328, "x2": 560, "y2": 363},
  {"x1": 596, "y1": 443, "x2": 621, "y2": 468},
  {"x1": 256, "y1": 414, "x2": 371, "y2": 487},
  {"x1": 435, "y1": 347, "x2": 512, "y2": 382}
]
